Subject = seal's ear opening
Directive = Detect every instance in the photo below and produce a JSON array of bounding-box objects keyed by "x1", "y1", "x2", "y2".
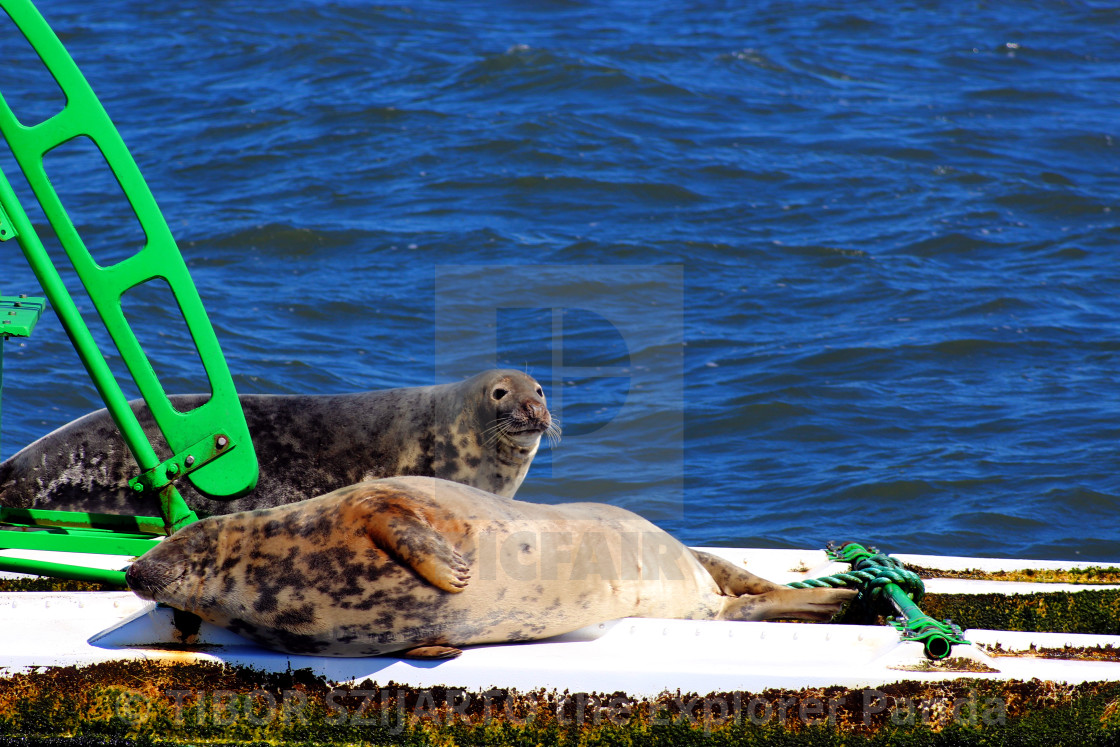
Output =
[{"x1": 492, "y1": 387, "x2": 509, "y2": 401}]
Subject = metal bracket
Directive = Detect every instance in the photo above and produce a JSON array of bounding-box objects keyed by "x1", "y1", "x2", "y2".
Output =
[
  {"x1": 0, "y1": 201, "x2": 17, "y2": 241},
  {"x1": 128, "y1": 431, "x2": 237, "y2": 494},
  {"x1": 0, "y1": 295, "x2": 45, "y2": 338},
  {"x1": 889, "y1": 616, "x2": 969, "y2": 660}
]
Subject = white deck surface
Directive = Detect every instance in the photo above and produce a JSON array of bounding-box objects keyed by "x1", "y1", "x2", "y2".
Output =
[{"x1": 2, "y1": 546, "x2": 1118, "y2": 693}]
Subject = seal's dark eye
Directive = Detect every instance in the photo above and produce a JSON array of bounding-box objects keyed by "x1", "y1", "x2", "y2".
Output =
[
  {"x1": 535, "y1": 387, "x2": 543, "y2": 397},
  {"x1": 492, "y1": 388, "x2": 508, "y2": 401}
]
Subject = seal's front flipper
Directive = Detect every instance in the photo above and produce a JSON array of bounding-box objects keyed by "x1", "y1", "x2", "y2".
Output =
[
  {"x1": 402, "y1": 645, "x2": 462, "y2": 659},
  {"x1": 691, "y1": 550, "x2": 784, "y2": 596},
  {"x1": 718, "y1": 587, "x2": 857, "y2": 622},
  {"x1": 364, "y1": 505, "x2": 471, "y2": 593}
]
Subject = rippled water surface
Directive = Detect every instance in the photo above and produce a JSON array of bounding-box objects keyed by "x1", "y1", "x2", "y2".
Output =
[{"x1": 2, "y1": 0, "x2": 1118, "y2": 559}]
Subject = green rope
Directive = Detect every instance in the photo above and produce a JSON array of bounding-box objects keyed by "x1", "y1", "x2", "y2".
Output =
[{"x1": 790, "y1": 543, "x2": 925, "y2": 601}]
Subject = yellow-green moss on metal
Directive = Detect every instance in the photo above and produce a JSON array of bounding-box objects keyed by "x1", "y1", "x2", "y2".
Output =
[
  {"x1": 922, "y1": 589, "x2": 1120, "y2": 635},
  {"x1": 0, "y1": 661, "x2": 1119, "y2": 746},
  {"x1": 979, "y1": 643, "x2": 1120, "y2": 662},
  {"x1": 912, "y1": 565, "x2": 1120, "y2": 585},
  {"x1": 886, "y1": 658, "x2": 999, "y2": 674},
  {"x1": 0, "y1": 576, "x2": 124, "y2": 592}
]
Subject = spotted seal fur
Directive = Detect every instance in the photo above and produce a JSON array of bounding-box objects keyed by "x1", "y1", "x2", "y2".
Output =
[
  {"x1": 0, "y1": 370, "x2": 555, "y2": 516},
  {"x1": 126, "y1": 476, "x2": 855, "y2": 658}
]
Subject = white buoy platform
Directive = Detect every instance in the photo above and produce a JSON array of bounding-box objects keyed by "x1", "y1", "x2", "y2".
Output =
[{"x1": 2, "y1": 546, "x2": 1117, "y2": 694}]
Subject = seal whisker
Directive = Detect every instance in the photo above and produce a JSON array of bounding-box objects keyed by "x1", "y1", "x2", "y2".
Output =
[
  {"x1": 480, "y1": 419, "x2": 506, "y2": 435},
  {"x1": 482, "y1": 421, "x2": 513, "y2": 450},
  {"x1": 544, "y1": 419, "x2": 562, "y2": 448},
  {"x1": 481, "y1": 420, "x2": 509, "y2": 448},
  {"x1": 479, "y1": 421, "x2": 506, "y2": 439}
]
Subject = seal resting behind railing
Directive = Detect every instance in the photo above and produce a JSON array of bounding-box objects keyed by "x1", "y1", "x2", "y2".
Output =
[
  {"x1": 0, "y1": 369, "x2": 556, "y2": 516},
  {"x1": 126, "y1": 476, "x2": 855, "y2": 658}
]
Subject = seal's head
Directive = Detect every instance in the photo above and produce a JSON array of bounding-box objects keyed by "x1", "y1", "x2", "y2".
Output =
[
  {"x1": 125, "y1": 552, "x2": 178, "y2": 602},
  {"x1": 126, "y1": 523, "x2": 209, "y2": 604},
  {"x1": 477, "y1": 370, "x2": 557, "y2": 451},
  {"x1": 419, "y1": 369, "x2": 558, "y2": 498}
]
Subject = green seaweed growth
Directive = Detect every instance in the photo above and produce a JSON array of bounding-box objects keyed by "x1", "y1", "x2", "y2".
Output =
[
  {"x1": 912, "y1": 565, "x2": 1120, "y2": 585},
  {"x1": 922, "y1": 589, "x2": 1120, "y2": 635},
  {"x1": 0, "y1": 661, "x2": 1119, "y2": 746},
  {"x1": 980, "y1": 642, "x2": 1120, "y2": 662},
  {"x1": 0, "y1": 577, "x2": 125, "y2": 592}
]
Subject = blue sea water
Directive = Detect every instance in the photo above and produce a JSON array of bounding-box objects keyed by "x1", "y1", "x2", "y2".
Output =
[{"x1": 1, "y1": 0, "x2": 1118, "y2": 560}]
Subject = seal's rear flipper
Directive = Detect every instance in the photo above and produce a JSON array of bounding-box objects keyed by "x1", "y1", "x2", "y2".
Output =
[
  {"x1": 362, "y1": 501, "x2": 471, "y2": 593},
  {"x1": 402, "y1": 645, "x2": 462, "y2": 659},
  {"x1": 690, "y1": 550, "x2": 784, "y2": 596},
  {"x1": 719, "y1": 587, "x2": 857, "y2": 622}
]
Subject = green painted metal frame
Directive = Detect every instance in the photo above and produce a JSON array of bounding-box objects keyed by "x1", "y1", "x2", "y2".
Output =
[
  {"x1": 0, "y1": 507, "x2": 169, "y2": 536},
  {"x1": 0, "y1": 0, "x2": 258, "y2": 585}
]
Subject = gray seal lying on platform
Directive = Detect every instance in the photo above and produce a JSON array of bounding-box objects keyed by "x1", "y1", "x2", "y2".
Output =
[
  {"x1": 0, "y1": 370, "x2": 555, "y2": 516},
  {"x1": 125, "y1": 476, "x2": 856, "y2": 658}
]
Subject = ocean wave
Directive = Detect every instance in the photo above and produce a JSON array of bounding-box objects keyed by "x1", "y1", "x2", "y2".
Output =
[{"x1": 3, "y1": 0, "x2": 1118, "y2": 561}]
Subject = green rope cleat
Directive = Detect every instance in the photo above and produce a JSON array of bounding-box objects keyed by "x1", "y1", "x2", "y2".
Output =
[{"x1": 789, "y1": 540, "x2": 970, "y2": 660}]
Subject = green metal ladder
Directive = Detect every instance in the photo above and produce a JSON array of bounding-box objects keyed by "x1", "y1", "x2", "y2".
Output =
[{"x1": 0, "y1": 0, "x2": 258, "y2": 585}]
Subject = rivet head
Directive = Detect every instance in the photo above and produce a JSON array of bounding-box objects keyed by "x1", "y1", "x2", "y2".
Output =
[
  {"x1": 216, "y1": 436, "x2": 229, "y2": 449},
  {"x1": 184, "y1": 455, "x2": 195, "y2": 467}
]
